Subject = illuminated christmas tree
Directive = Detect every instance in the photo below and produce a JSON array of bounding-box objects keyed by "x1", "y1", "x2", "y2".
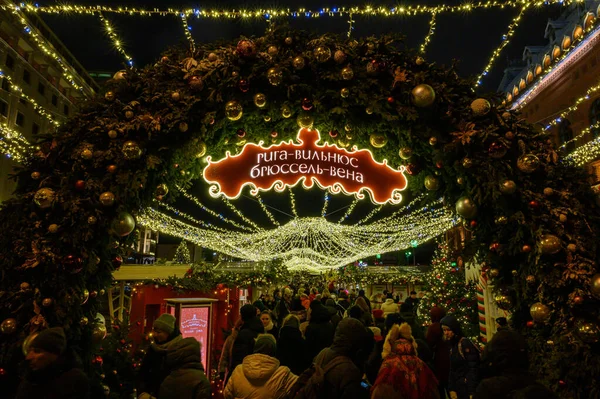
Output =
[
  {"x1": 174, "y1": 240, "x2": 192, "y2": 264},
  {"x1": 418, "y1": 242, "x2": 478, "y2": 337}
]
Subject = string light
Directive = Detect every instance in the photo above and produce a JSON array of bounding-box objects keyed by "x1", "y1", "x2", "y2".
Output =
[
  {"x1": 219, "y1": 196, "x2": 263, "y2": 231},
  {"x1": 321, "y1": 191, "x2": 330, "y2": 217},
  {"x1": 544, "y1": 78, "x2": 600, "y2": 131},
  {"x1": 0, "y1": 69, "x2": 61, "y2": 127},
  {"x1": 513, "y1": 23, "x2": 600, "y2": 109},
  {"x1": 255, "y1": 193, "x2": 280, "y2": 227},
  {"x1": 0, "y1": 124, "x2": 33, "y2": 162},
  {"x1": 473, "y1": 4, "x2": 529, "y2": 89},
  {"x1": 419, "y1": 12, "x2": 436, "y2": 54},
  {"x1": 357, "y1": 205, "x2": 383, "y2": 225},
  {"x1": 98, "y1": 12, "x2": 134, "y2": 67},
  {"x1": 288, "y1": 187, "x2": 299, "y2": 218},
  {"x1": 152, "y1": 200, "x2": 230, "y2": 233},
  {"x1": 564, "y1": 122, "x2": 600, "y2": 166},
  {"x1": 347, "y1": 12, "x2": 355, "y2": 38},
  {"x1": 338, "y1": 198, "x2": 359, "y2": 223},
  {"x1": 138, "y1": 201, "x2": 456, "y2": 270},
  {"x1": 179, "y1": 12, "x2": 196, "y2": 53},
  {"x1": 176, "y1": 185, "x2": 259, "y2": 232}
]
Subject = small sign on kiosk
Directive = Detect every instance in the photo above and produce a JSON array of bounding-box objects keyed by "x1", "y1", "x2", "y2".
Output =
[{"x1": 165, "y1": 298, "x2": 218, "y2": 374}]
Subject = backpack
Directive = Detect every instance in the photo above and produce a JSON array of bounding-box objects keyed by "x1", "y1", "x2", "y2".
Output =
[{"x1": 286, "y1": 355, "x2": 353, "y2": 399}]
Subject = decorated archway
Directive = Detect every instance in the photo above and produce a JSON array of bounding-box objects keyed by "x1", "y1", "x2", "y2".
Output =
[{"x1": 0, "y1": 26, "x2": 599, "y2": 397}]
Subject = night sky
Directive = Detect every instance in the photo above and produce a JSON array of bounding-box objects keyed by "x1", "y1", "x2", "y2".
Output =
[{"x1": 35, "y1": 1, "x2": 566, "y2": 254}]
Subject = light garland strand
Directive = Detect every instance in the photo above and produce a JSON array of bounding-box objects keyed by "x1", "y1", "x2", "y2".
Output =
[
  {"x1": 19, "y1": 1, "x2": 573, "y2": 18},
  {"x1": 98, "y1": 12, "x2": 134, "y2": 67},
  {"x1": 473, "y1": 4, "x2": 529, "y2": 89},
  {"x1": 419, "y1": 11, "x2": 437, "y2": 54},
  {"x1": 357, "y1": 205, "x2": 383, "y2": 225},
  {"x1": 511, "y1": 14, "x2": 600, "y2": 108},
  {"x1": 321, "y1": 191, "x2": 330, "y2": 217},
  {"x1": 347, "y1": 12, "x2": 355, "y2": 38},
  {"x1": 544, "y1": 79, "x2": 600, "y2": 131},
  {"x1": 220, "y1": 196, "x2": 263, "y2": 231},
  {"x1": 176, "y1": 185, "x2": 258, "y2": 232},
  {"x1": 288, "y1": 187, "x2": 299, "y2": 218},
  {"x1": 255, "y1": 193, "x2": 281, "y2": 227},
  {"x1": 564, "y1": 121, "x2": 600, "y2": 166},
  {"x1": 0, "y1": 124, "x2": 33, "y2": 162},
  {"x1": 179, "y1": 12, "x2": 196, "y2": 53},
  {"x1": 152, "y1": 200, "x2": 230, "y2": 233},
  {"x1": 338, "y1": 198, "x2": 359, "y2": 223},
  {"x1": 0, "y1": 70, "x2": 61, "y2": 127}
]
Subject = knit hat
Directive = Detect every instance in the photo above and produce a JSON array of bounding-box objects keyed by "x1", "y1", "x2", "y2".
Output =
[
  {"x1": 373, "y1": 309, "x2": 384, "y2": 320},
  {"x1": 254, "y1": 334, "x2": 277, "y2": 356},
  {"x1": 440, "y1": 315, "x2": 462, "y2": 335},
  {"x1": 369, "y1": 327, "x2": 383, "y2": 342},
  {"x1": 153, "y1": 313, "x2": 176, "y2": 334},
  {"x1": 240, "y1": 304, "x2": 257, "y2": 322},
  {"x1": 30, "y1": 327, "x2": 67, "y2": 356}
]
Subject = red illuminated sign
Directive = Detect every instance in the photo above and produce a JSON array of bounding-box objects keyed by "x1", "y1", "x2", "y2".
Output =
[
  {"x1": 203, "y1": 128, "x2": 408, "y2": 204},
  {"x1": 179, "y1": 307, "x2": 210, "y2": 369}
]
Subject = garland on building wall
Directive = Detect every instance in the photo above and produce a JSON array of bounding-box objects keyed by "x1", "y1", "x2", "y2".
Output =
[{"x1": 0, "y1": 24, "x2": 599, "y2": 397}]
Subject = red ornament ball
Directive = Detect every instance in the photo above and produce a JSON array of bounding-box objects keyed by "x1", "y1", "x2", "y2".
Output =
[
  {"x1": 238, "y1": 79, "x2": 250, "y2": 93},
  {"x1": 301, "y1": 98, "x2": 313, "y2": 111},
  {"x1": 436, "y1": 161, "x2": 443, "y2": 169},
  {"x1": 526, "y1": 320, "x2": 534, "y2": 328},
  {"x1": 387, "y1": 96, "x2": 395, "y2": 104},
  {"x1": 489, "y1": 242, "x2": 500, "y2": 252},
  {"x1": 75, "y1": 180, "x2": 85, "y2": 191},
  {"x1": 329, "y1": 130, "x2": 339, "y2": 138},
  {"x1": 120, "y1": 339, "x2": 126, "y2": 345},
  {"x1": 405, "y1": 163, "x2": 421, "y2": 176},
  {"x1": 270, "y1": 131, "x2": 278, "y2": 138},
  {"x1": 522, "y1": 245, "x2": 532, "y2": 253},
  {"x1": 529, "y1": 200, "x2": 540, "y2": 209},
  {"x1": 0, "y1": 368, "x2": 5, "y2": 375},
  {"x1": 236, "y1": 39, "x2": 257, "y2": 58},
  {"x1": 469, "y1": 220, "x2": 477, "y2": 228},
  {"x1": 63, "y1": 255, "x2": 83, "y2": 274},
  {"x1": 112, "y1": 255, "x2": 123, "y2": 269},
  {"x1": 236, "y1": 129, "x2": 246, "y2": 138},
  {"x1": 573, "y1": 296, "x2": 584, "y2": 305}
]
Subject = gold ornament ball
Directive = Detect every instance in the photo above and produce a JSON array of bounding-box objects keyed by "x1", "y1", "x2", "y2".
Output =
[
  {"x1": 495, "y1": 293, "x2": 514, "y2": 310},
  {"x1": 112, "y1": 211, "x2": 136, "y2": 237},
  {"x1": 429, "y1": 137, "x2": 437, "y2": 146},
  {"x1": 81, "y1": 149, "x2": 93, "y2": 160},
  {"x1": 457, "y1": 177, "x2": 465, "y2": 185},
  {"x1": 113, "y1": 70, "x2": 127, "y2": 80},
  {"x1": 511, "y1": 269, "x2": 518, "y2": 277},
  {"x1": 281, "y1": 105, "x2": 293, "y2": 119},
  {"x1": 156, "y1": 184, "x2": 169, "y2": 197},
  {"x1": 399, "y1": 147, "x2": 413, "y2": 160},
  {"x1": 369, "y1": 134, "x2": 388, "y2": 149},
  {"x1": 122, "y1": 141, "x2": 142, "y2": 159},
  {"x1": 502, "y1": 111, "x2": 511, "y2": 120},
  {"x1": 99, "y1": 192, "x2": 116, "y2": 207},
  {"x1": 292, "y1": 56, "x2": 305, "y2": 70},
  {"x1": 366, "y1": 106, "x2": 374, "y2": 115},
  {"x1": 455, "y1": 197, "x2": 478, "y2": 219},
  {"x1": 285, "y1": 37, "x2": 293, "y2": 45},
  {"x1": 264, "y1": 115, "x2": 271, "y2": 122},
  {"x1": 499, "y1": 180, "x2": 517, "y2": 195},
  {"x1": 297, "y1": 114, "x2": 314, "y2": 129},
  {"x1": 225, "y1": 100, "x2": 243, "y2": 121},
  {"x1": 341, "y1": 66, "x2": 354, "y2": 80},
  {"x1": 488, "y1": 268, "x2": 500, "y2": 278},
  {"x1": 411, "y1": 84, "x2": 436, "y2": 107},
  {"x1": 314, "y1": 46, "x2": 331, "y2": 63},
  {"x1": 196, "y1": 142, "x2": 207, "y2": 158},
  {"x1": 88, "y1": 216, "x2": 97, "y2": 225},
  {"x1": 125, "y1": 110, "x2": 134, "y2": 119},
  {"x1": 92, "y1": 324, "x2": 108, "y2": 344},
  {"x1": 517, "y1": 154, "x2": 541, "y2": 174},
  {"x1": 344, "y1": 124, "x2": 352, "y2": 133},
  {"x1": 171, "y1": 91, "x2": 181, "y2": 101},
  {"x1": 0, "y1": 318, "x2": 17, "y2": 334},
  {"x1": 253, "y1": 93, "x2": 267, "y2": 108},
  {"x1": 207, "y1": 52, "x2": 218, "y2": 62},
  {"x1": 575, "y1": 320, "x2": 600, "y2": 344},
  {"x1": 108, "y1": 130, "x2": 118, "y2": 139},
  {"x1": 107, "y1": 165, "x2": 117, "y2": 174},
  {"x1": 559, "y1": 214, "x2": 567, "y2": 223},
  {"x1": 334, "y1": 50, "x2": 346, "y2": 64},
  {"x1": 415, "y1": 56, "x2": 425, "y2": 65},
  {"x1": 590, "y1": 273, "x2": 600, "y2": 298},
  {"x1": 340, "y1": 88, "x2": 350, "y2": 98},
  {"x1": 48, "y1": 224, "x2": 59, "y2": 233},
  {"x1": 539, "y1": 234, "x2": 561, "y2": 255},
  {"x1": 567, "y1": 243, "x2": 577, "y2": 252},
  {"x1": 267, "y1": 68, "x2": 283, "y2": 86},
  {"x1": 526, "y1": 275, "x2": 536, "y2": 284},
  {"x1": 34, "y1": 188, "x2": 55, "y2": 209},
  {"x1": 530, "y1": 302, "x2": 551, "y2": 323},
  {"x1": 20, "y1": 282, "x2": 30, "y2": 291},
  {"x1": 104, "y1": 91, "x2": 116, "y2": 101},
  {"x1": 337, "y1": 139, "x2": 350, "y2": 148},
  {"x1": 462, "y1": 158, "x2": 473, "y2": 169},
  {"x1": 179, "y1": 122, "x2": 188, "y2": 133},
  {"x1": 424, "y1": 175, "x2": 440, "y2": 191},
  {"x1": 31, "y1": 171, "x2": 41, "y2": 180},
  {"x1": 470, "y1": 98, "x2": 492, "y2": 116},
  {"x1": 267, "y1": 45, "x2": 279, "y2": 56},
  {"x1": 543, "y1": 187, "x2": 553, "y2": 196},
  {"x1": 42, "y1": 298, "x2": 53, "y2": 307}
]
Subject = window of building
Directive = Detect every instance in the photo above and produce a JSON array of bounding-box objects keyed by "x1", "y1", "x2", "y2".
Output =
[
  {"x1": 32, "y1": 122, "x2": 39, "y2": 136},
  {"x1": 63, "y1": 104, "x2": 69, "y2": 116},
  {"x1": 51, "y1": 94, "x2": 58, "y2": 106},
  {"x1": 5, "y1": 54, "x2": 14, "y2": 70},
  {"x1": 22, "y1": 69, "x2": 30, "y2": 84},
  {"x1": 37, "y1": 82, "x2": 45, "y2": 96},
  {"x1": 558, "y1": 119, "x2": 574, "y2": 151},
  {"x1": 590, "y1": 98, "x2": 600, "y2": 138},
  {"x1": 15, "y1": 111, "x2": 25, "y2": 127},
  {"x1": 0, "y1": 99, "x2": 8, "y2": 117},
  {"x1": 1, "y1": 78, "x2": 9, "y2": 91}
]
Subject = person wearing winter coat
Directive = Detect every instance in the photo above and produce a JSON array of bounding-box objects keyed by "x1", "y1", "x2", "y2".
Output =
[
  {"x1": 475, "y1": 330, "x2": 557, "y2": 399},
  {"x1": 371, "y1": 323, "x2": 440, "y2": 399},
  {"x1": 441, "y1": 315, "x2": 480, "y2": 399},
  {"x1": 218, "y1": 318, "x2": 242, "y2": 382},
  {"x1": 230, "y1": 304, "x2": 265, "y2": 377},
  {"x1": 381, "y1": 295, "x2": 399, "y2": 316},
  {"x1": 304, "y1": 300, "x2": 336, "y2": 362},
  {"x1": 325, "y1": 298, "x2": 342, "y2": 331},
  {"x1": 276, "y1": 314, "x2": 311, "y2": 375},
  {"x1": 357, "y1": 289, "x2": 371, "y2": 311},
  {"x1": 139, "y1": 337, "x2": 211, "y2": 399},
  {"x1": 293, "y1": 318, "x2": 374, "y2": 399},
  {"x1": 224, "y1": 334, "x2": 298, "y2": 399},
  {"x1": 16, "y1": 327, "x2": 90, "y2": 399},
  {"x1": 261, "y1": 310, "x2": 279, "y2": 339},
  {"x1": 336, "y1": 291, "x2": 351, "y2": 314},
  {"x1": 139, "y1": 314, "x2": 182, "y2": 397},
  {"x1": 372, "y1": 309, "x2": 386, "y2": 332},
  {"x1": 354, "y1": 297, "x2": 373, "y2": 326},
  {"x1": 426, "y1": 306, "x2": 450, "y2": 398},
  {"x1": 276, "y1": 288, "x2": 293, "y2": 326}
]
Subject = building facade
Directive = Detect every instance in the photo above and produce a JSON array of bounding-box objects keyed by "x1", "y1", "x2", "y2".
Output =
[
  {"x1": 498, "y1": 0, "x2": 600, "y2": 181},
  {"x1": 0, "y1": 1, "x2": 97, "y2": 202}
]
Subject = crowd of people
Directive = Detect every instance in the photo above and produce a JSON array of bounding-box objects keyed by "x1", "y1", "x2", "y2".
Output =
[{"x1": 12, "y1": 285, "x2": 559, "y2": 399}]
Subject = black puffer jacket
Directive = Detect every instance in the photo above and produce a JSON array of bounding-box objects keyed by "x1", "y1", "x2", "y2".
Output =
[
  {"x1": 139, "y1": 331, "x2": 182, "y2": 396},
  {"x1": 277, "y1": 325, "x2": 311, "y2": 375},
  {"x1": 230, "y1": 317, "x2": 264, "y2": 373},
  {"x1": 158, "y1": 337, "x2": 211, "y2": 399},
  {"x1": 16, "y1": 349, "x2": 90, "y2": 399},
  {"x1": 304, "y1": 302, "x2": 335, "y2": 362}
]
